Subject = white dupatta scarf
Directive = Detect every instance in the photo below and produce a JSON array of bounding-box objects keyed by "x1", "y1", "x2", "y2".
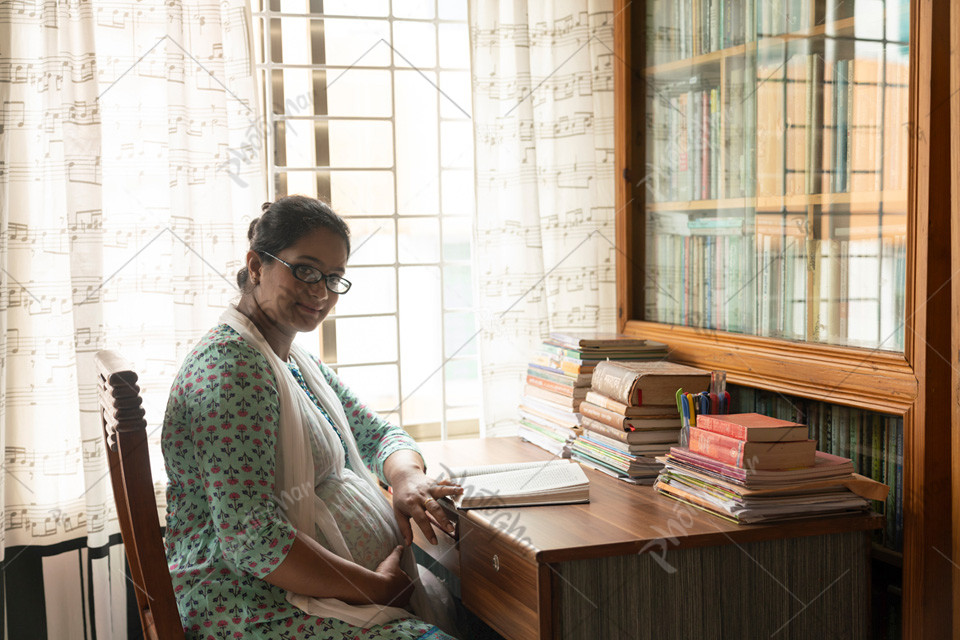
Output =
[{"x1": 220, "y1": 306, "x2": 434, "y2": 628}]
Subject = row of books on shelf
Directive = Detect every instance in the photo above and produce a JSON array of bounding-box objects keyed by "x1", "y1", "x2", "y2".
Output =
[
  {"x1": 646, "y1": 0, "x2": 833, "y2": 64},
  {"x1": 762, "y1": 56, "x2": 909, "y2": 198},
  {"x1": 733, "y1": 385, "x2": 903, "y2": 551},
  {"x1": 646, "y1": 0, "x2": 755, "y2": 63},
  {"x1": 646, "y1": 0, "x2": 906, "y2": 66},
  {"x1": 647, "y1": 85, "x2": 727, "y2": 202},
  {"x1": 644, "y1": 210, "x2": 907, "y2": 349},
  {"x1": 646, "y1": 55, "x2": 909, "y2": 202}
]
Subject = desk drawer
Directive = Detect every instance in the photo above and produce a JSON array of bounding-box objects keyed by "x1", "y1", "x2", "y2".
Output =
[{"x1": 459, "y1": 518, "x2": 541, "y2": 640}]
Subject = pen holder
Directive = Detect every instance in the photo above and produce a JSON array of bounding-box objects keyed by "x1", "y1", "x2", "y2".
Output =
[{"x1": 676, "y1": 370, "x2": 729, "y2": 448}]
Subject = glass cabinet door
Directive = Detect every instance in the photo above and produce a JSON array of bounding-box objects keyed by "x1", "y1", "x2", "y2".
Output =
[{"x1": 642, "y1": 0, "x2": 910, "y2": 350}]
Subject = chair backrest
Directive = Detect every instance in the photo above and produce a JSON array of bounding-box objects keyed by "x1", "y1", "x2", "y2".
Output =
[{"x1": 95, "y1": 350, "x2": 185, "y2": 640}]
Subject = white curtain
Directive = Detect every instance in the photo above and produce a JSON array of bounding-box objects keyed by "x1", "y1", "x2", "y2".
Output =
[
  {"x1": 469, "y1": 0, "x2": 617, "y2": 436},
  {"x1": 0, "y1": 0, "x2": 263, "y2": 634}
]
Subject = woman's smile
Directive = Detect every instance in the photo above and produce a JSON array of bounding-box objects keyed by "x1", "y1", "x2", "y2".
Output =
[{"x1": 297, "y1": 301, "x2": 323, "y2": 315}]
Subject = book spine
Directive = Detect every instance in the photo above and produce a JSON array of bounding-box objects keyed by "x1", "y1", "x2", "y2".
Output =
[
  {"x1": 526, "y1": 375, "x2": 575, "y2": 396},
  {"x1": 581, "y1": 417, "x2": 633, "y2": 443},
  {"x1": 523, "y1": 385, "x2": 577, "y2": 410},
  {"x1": 688, "y1": 428, "x2": 746, "y2": 466},
  {"x1": 701, "y1": 90, "x2": 710, "y2": 199},
  {"x1": 590, "y1": 362, "x2": 641, "y2": 405},
  {"x1": 896, "y1": 421, "x2": 903, "y2": 550},
  {"x1": 539, "y1": 343, "x2": 584, "y2": 359},
  {"x1": 693, "y1": 414, "x2": 748, "y2": 440},
  {"x1": 683, "y1": 235, "x2": 691, "y2": 324},
  {"x1": 560, "y1": 360, "x2": 592, "y2": 375},
  {"x1": 582, "y1": 430, "x2": 633, "y2": 453},
  {"x1": 528, "y1": 366, "x2": 579, "y2": 386},
  {"x1": 821, "y1": 402, "x2": 831, "y2": 456},
  {"x1": 838, "y1": 405, "x2": 849, "y2": 459},
  {"x1": 850, "y1": 409, "x2": 859, "y2": 473},
  {"x1": 885, "y1": 416, "x2": 896, "y2": 548},
  {"x1": 579, "y1": 402, "x2": 627, "y2": 429},
  {"x1": 583, "y1": 391, "x2": 631, "y2": 414}
]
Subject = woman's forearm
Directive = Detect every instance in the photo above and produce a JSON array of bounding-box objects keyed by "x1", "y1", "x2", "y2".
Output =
[
  {"x1": 261, "y1": 531, "x2": 386, "y2": 604},
  {"x1": 383, "y1": 449, "x2": 427, "y2": 487}
]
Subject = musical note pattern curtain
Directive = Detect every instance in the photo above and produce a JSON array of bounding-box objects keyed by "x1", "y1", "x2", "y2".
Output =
[
  {"x1": 0, "y1": 0, "x2": 263, "y2": 635},
  {"x1": 469, "y1": 0, "x2": 617, "y2": 436}
]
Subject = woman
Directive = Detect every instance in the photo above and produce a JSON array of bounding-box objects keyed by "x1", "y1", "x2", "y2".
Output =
[{"x1": 161, "y1": 196, "x2": 462, "y2": 639}]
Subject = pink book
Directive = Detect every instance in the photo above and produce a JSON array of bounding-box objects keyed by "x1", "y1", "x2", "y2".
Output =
[
  {"x1": 687, "y1": 427, "x2": 816, "y2": 469},
  {"x1": 695, "y1": 413, "x2": 809, "y2": 442}
]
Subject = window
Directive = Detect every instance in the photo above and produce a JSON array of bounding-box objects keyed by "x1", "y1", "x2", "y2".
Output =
[{"x1": 250, "y1": 0, "x2": 480, "y2": 439}]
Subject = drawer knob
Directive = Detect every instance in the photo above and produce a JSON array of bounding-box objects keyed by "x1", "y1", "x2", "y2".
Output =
[{"x1": 491, "y1": 554, "x2": 500, "y2": 572}]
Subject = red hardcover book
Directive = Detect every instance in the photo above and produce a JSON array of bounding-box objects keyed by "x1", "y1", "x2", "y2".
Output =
[
  {"x1": 687, "y1": 427, "x2": 817, "y2": 470},
  {"x1": 695, "y1": 413, "x2": 809, "y2": 442}
]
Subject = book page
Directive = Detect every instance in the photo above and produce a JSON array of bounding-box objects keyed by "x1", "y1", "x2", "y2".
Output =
[
  {"x1": 440, "y1": 459, "x2": 552, "y2": 480},
  {"x1": 458, "y1": 460, "x2": 588, "y2": 499}
]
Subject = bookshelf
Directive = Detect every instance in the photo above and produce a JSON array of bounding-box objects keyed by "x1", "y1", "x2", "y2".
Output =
[{"x1": 614, "y1": 0, "x2": 954, "y2": 637}]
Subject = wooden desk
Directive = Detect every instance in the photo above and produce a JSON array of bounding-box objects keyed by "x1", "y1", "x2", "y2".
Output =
[{"x1": 414, "y1": 437, "x2": 883, "y2": 640}]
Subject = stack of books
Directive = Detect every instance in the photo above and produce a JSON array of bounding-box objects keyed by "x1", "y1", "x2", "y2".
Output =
[
  {"x1": 568, "y1": 360, "x2": 711, "y2": 484},
  {"x1": 654, "y1": 413, "x2": 887, "y2": 523},
  {"x1": 518, "y1": 333, "x2": 669, "y2": 456}
]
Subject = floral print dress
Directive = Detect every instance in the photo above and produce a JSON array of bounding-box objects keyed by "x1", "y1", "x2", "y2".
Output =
[{"x1": 161, "y1": 324, "x2": 455, "y2": 640}]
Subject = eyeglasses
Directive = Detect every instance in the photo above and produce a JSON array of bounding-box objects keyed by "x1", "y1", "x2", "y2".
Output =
[{"x1": 260, "y1": 252, "x2": 352, "y2": 294}]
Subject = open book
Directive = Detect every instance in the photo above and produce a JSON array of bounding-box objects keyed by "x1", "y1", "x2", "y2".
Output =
[{"x1": 438, "y1": 460, "x2": 590, "y2": 509}]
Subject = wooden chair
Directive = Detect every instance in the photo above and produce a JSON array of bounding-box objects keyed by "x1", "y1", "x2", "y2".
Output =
[{"x1": 95, "y1": 351, "x2": 185, "y2": 640}]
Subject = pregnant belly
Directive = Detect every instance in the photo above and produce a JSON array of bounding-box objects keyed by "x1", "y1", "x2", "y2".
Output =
[{"x1": 313, "y1": 470, "x2": 400, "y2": 571}]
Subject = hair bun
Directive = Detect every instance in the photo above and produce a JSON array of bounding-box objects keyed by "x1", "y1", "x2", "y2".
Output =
[
  {"x1": 247, "y1": 217, "x2": 260, "y2": 242},
  {"x1": 261, "y1": 201, "x2": 272, "y2": 213}
]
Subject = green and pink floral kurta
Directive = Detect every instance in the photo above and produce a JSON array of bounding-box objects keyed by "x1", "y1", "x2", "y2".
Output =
[{"x1": 161, "y1": 324, "x2": 452, "y2": 640}]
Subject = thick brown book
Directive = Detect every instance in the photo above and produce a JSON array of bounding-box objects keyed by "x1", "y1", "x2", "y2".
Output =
[
  {"x1": 583, "y1": 391, "x2": 676, "y2": 416},
  {"x1": 581, "y1": 416, "x2": 681, "y2": 445},
  {"x1": 694, "y1": 413, "x2": 809, "y2": 442},
  {"x1": 579, "y1": 401, "x2": 681, "y2": 431},
  {"x1": 591, "y1": 361, "x2": 710, "y2": 406}
]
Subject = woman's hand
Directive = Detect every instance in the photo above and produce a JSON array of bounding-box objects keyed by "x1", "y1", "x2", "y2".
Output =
[
  {"x1": 371, "y1": 546, "x2": 415, "y2": 608},
  {"x1": 384, "y1": 451, "x2": 463, "y2": 545}
]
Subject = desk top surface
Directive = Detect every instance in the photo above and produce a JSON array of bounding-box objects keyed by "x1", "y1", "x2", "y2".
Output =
[{"x1": 419, "y1": 437, "x2": 883, "y2": 564}]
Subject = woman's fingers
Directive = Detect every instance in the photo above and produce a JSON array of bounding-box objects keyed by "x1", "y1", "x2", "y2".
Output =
[
  {"x1": 393, "y1": 505, "x2": 414, "y2": 547},
  {"x1": 407, "y1": 502, "x2": 438, "y2": 545},
  {"x1": 423, "y1": 498, "x2": 455, "y2": 537},
  {"x1": 374, "y1": 546, "x2": 413, "y2": 608}
]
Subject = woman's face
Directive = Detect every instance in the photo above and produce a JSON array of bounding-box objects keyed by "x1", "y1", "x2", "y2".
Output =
[{"x1": 249, "y1": 227, "x2": 349, "y2": 337}]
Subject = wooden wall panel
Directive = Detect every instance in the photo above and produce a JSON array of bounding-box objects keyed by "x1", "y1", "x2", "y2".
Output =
[
  {"x1": 950, "y1": 0, "x2": 960, "y2": 634},
  {"x1": 903, "y1": 0, "x2": 954, "y2": 636}
]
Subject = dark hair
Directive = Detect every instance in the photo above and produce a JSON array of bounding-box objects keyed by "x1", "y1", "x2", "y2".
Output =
[{"x1": 237, "y1": 196, "x2": 351, "y2": 291}]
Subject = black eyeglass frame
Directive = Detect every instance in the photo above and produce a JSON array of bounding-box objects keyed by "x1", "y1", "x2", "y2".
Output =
[{"x1": 260, "y1": 251, "x2": 352, "y2": 294}]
